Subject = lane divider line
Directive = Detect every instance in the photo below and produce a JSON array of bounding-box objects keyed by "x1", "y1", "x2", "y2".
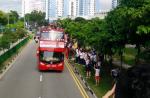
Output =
[
  {"x1": 40, "y1": 74, "x2": 43, "y2": 82},
  {"x1": 66, "y1": 61, "x2": 89, "y2": 98},
  {"x1": 65, "y1": 59, "x2": 89, "y2": 98},
  {"x1": 66, "y1": 60, "x2": 98, "y2": 98},
  {"x1": 65, "y1": 60, "x2": 85, "y2": 98}
]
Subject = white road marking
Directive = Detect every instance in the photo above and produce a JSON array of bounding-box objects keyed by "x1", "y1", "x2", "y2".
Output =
[
  {"x1": 40, "y1": 74, "x2": 43, "y2": 82},
  {"x1": 38, "y1": 96, "x2": 41, "y2": 98}
]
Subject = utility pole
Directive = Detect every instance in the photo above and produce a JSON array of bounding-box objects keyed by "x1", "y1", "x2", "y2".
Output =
[
  {"x1": 8, "y1": 14, "x2": 10, "y2": 28},
  {"x1": 24, "y1": 16, "x2": 26, "y2": 29},
  {"x1": 23, "y1": 0, "x2": 26, "y2": 29}
]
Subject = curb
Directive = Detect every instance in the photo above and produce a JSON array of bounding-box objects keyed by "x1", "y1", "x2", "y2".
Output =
[
  {"x1": 69, "y1": 61, "x2": 98, "y2": 98},
  {"x1": 0, "y1": 54, "x2": 19, "y2": 80}
]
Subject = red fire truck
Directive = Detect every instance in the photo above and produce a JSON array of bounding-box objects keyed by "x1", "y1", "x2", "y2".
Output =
[{"x1": 37, "y1": 27, "x2": 66, "y2": 71}]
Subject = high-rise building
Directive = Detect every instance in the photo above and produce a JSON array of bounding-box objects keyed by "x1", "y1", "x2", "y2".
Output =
[
  {"x1": 68, "y1": 0, "x2": 95, "y2": 18},
  {"x1": 78, "y1": 0, "x2": 95, "y2": 17},
  {"x1": 46, "y1": 0, "x2": 64, "y2": 20},
  {"x1": 112, "y1": 0, "x2": 118, "y2": 9},
  {"x1": 45, "y1": 0, "x2": 96, "y2": 20},
  {"x1": 68, "y1": 0, "x2": 78, "y2": 17},
  {"x1": 22, "y1": 0, "x2": 45, "y2": 17},
  {"x1": 31, "y1": 0, "x2": 45, "y2": 12},
  {"x1": 78, "y1": 0, "x2": 84, "y2": 16},
  {"x1": 56, "y1": 0, "x2": 64, "y2": 17},
  {"x1": 88, "y1": 0, "x2": 95, "y2": 16},
  {"x1": 46, "y1": 0, "x2": 57, "y2": 19},
  {"x1": 94, "y1": 10, "x2": 109, "y2": 19}
]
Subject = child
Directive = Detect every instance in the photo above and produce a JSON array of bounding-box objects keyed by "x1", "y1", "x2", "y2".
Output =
[
  {"x1": 85, "y1": 56, "x2": 91, "y2": 78},
  {"x1": 95, "y1": 66, "x2": 100, "y2": 85}
]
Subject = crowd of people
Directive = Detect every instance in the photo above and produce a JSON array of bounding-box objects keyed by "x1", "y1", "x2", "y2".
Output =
[
  {"x1": 67, "y1": 41, "x2": 150, "y2": 98},
  {"x1": 75, "y1": 48, "x2": 102, "y2": 85},
  {"x1": 66, "y1": 40, "x2": 103, "y2": 86}
]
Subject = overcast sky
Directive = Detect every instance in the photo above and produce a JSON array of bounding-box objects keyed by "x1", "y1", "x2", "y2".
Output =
[
  {"x1": 0, "y1": 0, "x2": 112, "y2": 14},
  {"x1": 0, "y1": 0, "x2": 22, "y2": 13}
]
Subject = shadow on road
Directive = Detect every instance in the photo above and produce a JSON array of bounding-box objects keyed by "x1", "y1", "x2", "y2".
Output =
[{"x1": 39, "y1": 70, "x2": 63, "y2": 73}]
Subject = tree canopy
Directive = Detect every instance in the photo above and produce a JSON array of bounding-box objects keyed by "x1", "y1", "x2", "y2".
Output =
[
  {"x1": 0, "y1": 10, "x2": 27, "y2": 50},
  {"x1": 0, "y1": 11, "x2": 7, "y2": 25},
  {"x1": 25, "y1": 10, "x2": 48, "y2": 29},
  {"x1": 57, "y1": 0, "x2": 150, "y2": 64}
]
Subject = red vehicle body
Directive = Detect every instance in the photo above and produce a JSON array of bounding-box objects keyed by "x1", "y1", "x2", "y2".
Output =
[{"x1": 37, "y1": 27, "x2": 67, "y2": 71}]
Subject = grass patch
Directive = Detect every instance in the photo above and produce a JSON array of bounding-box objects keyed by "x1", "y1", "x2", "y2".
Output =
[
  {"x1": 0, "y1": 36, "x2": 30, "y2": 71},
  {"x1": 70, "y1": 61, "x2": 114, "y2": 98},
  {"x1": 123, "y1": 48, "x2": 137, "y2": 65},
  {"x1": 124, "y1": 48, "x2": 137, "y2": 56},
  {"x1": 138, "y1": 50, "x2": 150, "y2": 63},
  {"x1": 114, "y1": 47, "x2": 137, "y2": 66}
]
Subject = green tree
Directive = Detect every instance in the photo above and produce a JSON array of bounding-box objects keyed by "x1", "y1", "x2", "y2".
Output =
[
  {"x1": 57, "y1": 18, "x2": 72, "y2": 28},
  {"x1": 25, "y1": 10, "x2": 47, "y2": 28},
  {"x1": 0, "y1": 10, "x2": 7, "y2": 25},
  {"x1": 120, "y1": 0, "x2": 150, "y2": 8},
  {"x1": 8, "y1": 10, "x2": 19, "y2": 24},
  {"x1": 0, "y1": 34, "x2": 11, "y2": 50},
  {"x1": 16, "y1": 28, "x2": 27, "y2": 39},
  {"x1": 106, "y1": 0, "x2": 150, "y2": 65},
  {"x1": 74, "y1": 17, "x2": 86, "y2": 23}
]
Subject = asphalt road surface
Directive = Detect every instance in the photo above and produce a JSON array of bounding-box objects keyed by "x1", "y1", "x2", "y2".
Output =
[{"x1": 0, "y1": 40, "x2": 84, "y2": 98}]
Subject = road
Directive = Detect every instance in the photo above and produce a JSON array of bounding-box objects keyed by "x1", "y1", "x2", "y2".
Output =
[{"x1": 0, "y1": 40, "x2": 84, "y2": 98}]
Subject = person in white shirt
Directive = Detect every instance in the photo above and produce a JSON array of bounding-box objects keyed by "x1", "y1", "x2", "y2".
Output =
[
  {"x1": 93, "y1": 54, "x2": 97, "y2": 66},
  {"x1": 75, "y1": 48, "x2": 80, "y2": 63},
  {"x1": 85, "y1": 56, "x2": 91, "y2": 78},
  {"x1": 84, "y1": 52, "x2": 88, "y2": 61},
  {"x1": 82, "y1": 51, "x2": 85, "y2": 65},
  {"x1": 89, "y1": 52, "x2": 93, "y2": 61},
  {"x1": 95, "y1": 66, "x2": 100, "y2": 85},
  {"x1": 79, "y1": 50, "x2": 84, "y2": 65},
  {"x1": 95, "y1": 60, "x2": 101, "y2": 69}
]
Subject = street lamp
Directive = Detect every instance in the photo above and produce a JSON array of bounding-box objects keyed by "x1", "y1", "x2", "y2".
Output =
[
  {"x1": 0, "y1": 24, "x2": 1, "y2": 32},
  {"x1": 7, "y1": 13, "x2": 10, "y2": 28},
  {"x1": 24, "y1": 15, "x2": 26, "y2": 29},
  {"x1": 24, "y1": 0, "x2": 26, "y2": 29}
]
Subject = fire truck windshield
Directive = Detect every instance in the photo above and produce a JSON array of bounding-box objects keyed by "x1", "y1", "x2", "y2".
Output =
[
  {"x1": 40, "y1": 51, "x2": 64, "y2": 64},
  {"x1": 40, "y1": 31, "x2": 64, "y2": 40}
]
